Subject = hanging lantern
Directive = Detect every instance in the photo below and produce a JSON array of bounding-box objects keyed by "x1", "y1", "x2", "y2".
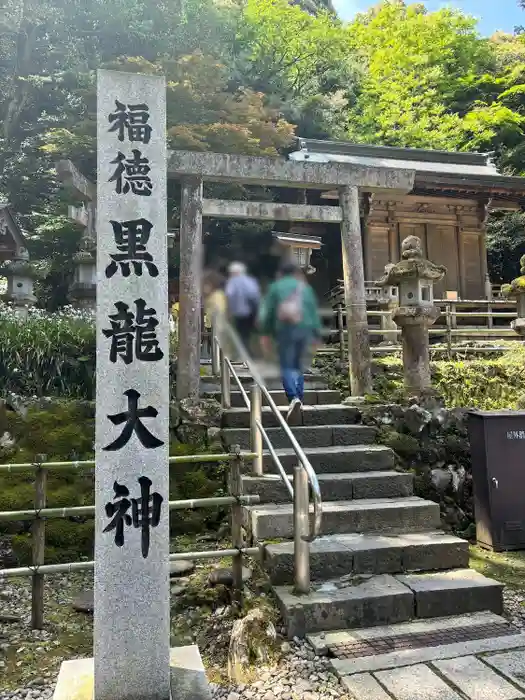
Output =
[{"x1": 272, "y1": 232, "x2": 322, "y2": 275}]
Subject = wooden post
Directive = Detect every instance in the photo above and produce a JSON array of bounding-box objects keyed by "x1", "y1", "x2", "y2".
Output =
[
  {"x1": 445, "y1": 304, "x2": 452, "y2": 359},
  {"x1": 229, "y1": 448, "x2": 244, "y2": 615},
  {"x1": 177, "y1": 176, "x2": 203, "y2": 401},
  {"x1": 339, "y1": 185, "x2": 372, "y2": 396},
  {"x1": 337, "y1": 303, "x2": 345, "y2": 362},
  {"x1": 31, "y1": 454, "x2": 47, "y2": 630}
]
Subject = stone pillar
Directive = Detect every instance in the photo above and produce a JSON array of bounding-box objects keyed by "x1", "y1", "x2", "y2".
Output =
[
  {"x1": 95, "y1": 69, "x2": 170, "y2": 700},
  {"x1": 177, "y1": 177, "x2": 203, "y2": 402},
  {"x1": 377, "y1": 236, "x2": 446, "y2": 395},
  {"x1": 394, "y1": 307, "x2": 439, "y2": 392},
  {"x1": 339, "y1": 185, "x2": 372, "y2": 396}
]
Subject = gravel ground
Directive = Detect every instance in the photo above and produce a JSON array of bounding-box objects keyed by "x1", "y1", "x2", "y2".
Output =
[{"x1": 2, "y1": 573, "x2": 525, "y2": 700}]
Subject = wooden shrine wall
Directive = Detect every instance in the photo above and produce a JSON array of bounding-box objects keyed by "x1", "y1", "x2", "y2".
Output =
[{"x1": 364, "y1": 194, "x2": 487, "y2": 299}]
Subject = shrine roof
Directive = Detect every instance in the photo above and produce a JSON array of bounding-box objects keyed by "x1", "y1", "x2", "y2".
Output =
[
  {"x1": 289, "y1": 138, "x2": 525, "y2": 196},
  {"x1": 0, "y1": 204, "x2": 28, "y2": 260}
]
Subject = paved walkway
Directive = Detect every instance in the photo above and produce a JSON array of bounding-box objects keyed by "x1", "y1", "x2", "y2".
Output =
[{"x1": 308, "y1": 612, "x2": 525, "y2": 700}]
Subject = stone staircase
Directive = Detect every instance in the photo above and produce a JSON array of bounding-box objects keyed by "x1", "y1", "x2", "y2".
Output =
[{"x1": 203, "y1": 370, "x2": 524, "y2": 685}]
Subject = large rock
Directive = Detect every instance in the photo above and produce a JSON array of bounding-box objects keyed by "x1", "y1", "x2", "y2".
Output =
[{"x1": 72, "y1": 589, "x2": 94, "y2": 614}]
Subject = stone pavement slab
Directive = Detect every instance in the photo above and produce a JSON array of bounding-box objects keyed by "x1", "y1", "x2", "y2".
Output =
[
  {"x1": 341, "y1": 672, "x2": 392, "y2": 699},
  {"x1": 332, "y1": 633, "x2": 525, "y2": 676},
  {"x1": 308, "y1": 611, "x2": 507, "y2": 655},
  {"x1": 376, "y1": 663, "x2": 462, "y2": 700},
  {"x1": 435, "y1": 656, "x2": 524, "y2": 700},
  {"x1": 484, "y1": 650, "x2": 525, "y2": 691}
]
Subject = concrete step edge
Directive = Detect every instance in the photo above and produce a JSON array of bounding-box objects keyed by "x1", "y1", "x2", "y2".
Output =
[
  {"x1": 307, "y1": 610, "x2": 510, "y2": 655},
  {"x1": 245, "y1": 496, "x2": 438, "y2": 516}
]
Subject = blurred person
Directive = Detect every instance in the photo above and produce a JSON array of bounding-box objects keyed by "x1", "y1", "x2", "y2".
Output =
[
  {"x1": 260, "y1": 262, "x2": 321, "y2": 423},
  {"x1": 203, "y1": 269, "x2": 227, "y2": 330},
  {"x1": 225, "y1": 261, "x2": 260, "y2": 353}
]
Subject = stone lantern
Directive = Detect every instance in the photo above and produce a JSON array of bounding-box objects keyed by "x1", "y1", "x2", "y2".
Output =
[
  {"x1": 501, "y1": 255, "x2": 525, "y2": 336},
  {"x1": 1, "y1": 248, "x2": 38, "y2": 317},
  {"x1": 272, "y1": 232, "x2": 322, "y2": 275},
  {"x1": 70, "y1": 247, "x2": 97, "y2": 310},
  {"x1": 377, "y1": 235, "x2": 446, "y2": 393}
]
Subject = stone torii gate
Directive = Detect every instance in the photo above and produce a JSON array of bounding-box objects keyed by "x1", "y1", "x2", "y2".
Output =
[{"x1": 57, "y1": 151, "x2": 415, "y2": 398}]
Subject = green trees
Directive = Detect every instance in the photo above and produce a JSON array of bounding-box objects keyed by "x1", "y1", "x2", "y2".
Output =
[{"x1": 2, "y1": 0, "x2": 525, "y2": 300}]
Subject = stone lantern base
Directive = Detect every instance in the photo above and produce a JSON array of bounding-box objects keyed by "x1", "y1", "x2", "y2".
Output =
[{"x1": 393, "y1": 306, "x2": 440, "y2": 394}]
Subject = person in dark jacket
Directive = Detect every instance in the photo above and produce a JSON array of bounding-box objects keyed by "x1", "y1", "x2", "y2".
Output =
[{"x1": 260, "y1": 262, "x2": 321, "y2": 423}]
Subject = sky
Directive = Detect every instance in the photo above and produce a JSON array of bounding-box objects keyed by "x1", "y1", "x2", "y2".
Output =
[{"x1": 333, "y1": 0, "x2": 524, "y2": 35}]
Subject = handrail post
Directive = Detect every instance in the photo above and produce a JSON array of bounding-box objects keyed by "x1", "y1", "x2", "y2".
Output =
[
  {"x1": 250, "y1": 384, "x2": 263, "y2": 476},
  {"x1": 337, "y1": 304, "x2": 345, "y2": 362},
  {"x1": 211, "y1": 323, "x2": 220, "y2": 376},
  {"x1": 31, "y1": 453, "x2": 47, "y2": 629},
  {"x1": 293, "y1": 465, "x2": 310, "y2": 595},
  {"x1": 220, "y1": 347, "x2": 231, "y2": 408},
  {"x1": 230, "y1": 447, "x2": 244, "y2": 615}
]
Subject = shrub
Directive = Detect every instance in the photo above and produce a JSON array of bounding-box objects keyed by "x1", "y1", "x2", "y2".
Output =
[{"x1": 0, "y1": 305, "x2": 95, "y2": 399}]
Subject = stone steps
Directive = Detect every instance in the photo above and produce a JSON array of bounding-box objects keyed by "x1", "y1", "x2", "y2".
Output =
[
  {"x1": 263, "y1": 531, "x2": 469, "y2": 585},
  {"x1": 242, "y1": 471, "x2": 413, "y2": 505},
  {"x1": 222, "y1": 404, "x2": 360, "y2": 428},
  {"x1": 273, "y1": 569, "x2": 503, "y2": 639},
  {"x1": 258, "y1": 445, "x2": 395, "y2": 474},
  {"x1": 244, "y1": 496, "x2": 440, "y2": 541},
  {"x1": 204, "y1": 389, "x2": 341, "y2": 407},
  {"x1": 201, "y1": 374, "x2": 328, "y2": 392},
  {"x1": 223, "y1": 424, "x2": 377, "y2": 449}
]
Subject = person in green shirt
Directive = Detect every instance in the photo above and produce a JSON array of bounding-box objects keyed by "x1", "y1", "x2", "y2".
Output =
[{"x1": 260, "y1": 262, "x2": 321, "y2": 423}]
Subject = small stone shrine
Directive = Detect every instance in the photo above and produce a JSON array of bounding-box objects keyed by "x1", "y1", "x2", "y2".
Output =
[{"x1": 377, "y1": 235, "x2": 446, "y2": 393}]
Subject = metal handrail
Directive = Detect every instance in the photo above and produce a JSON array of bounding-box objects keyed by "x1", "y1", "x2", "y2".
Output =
[{"x1": 214, "y1": 321, "x2": 322, "y2": 543}]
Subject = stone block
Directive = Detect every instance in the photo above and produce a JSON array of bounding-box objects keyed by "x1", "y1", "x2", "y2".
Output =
[
  {"x1": 264, "y1": 535, "x2": 355, "y2": 585},
  {"x1": 375, "y1": 663, "x2": 463, "y2": 700},
  {"x1": 484, "y1": 649, "x2": 525, "y2": 690},
  {"x1": 223, "y1": 426, "x2": 334, "y2": 450},
  {"x1": 246, "y1": 497, "x2": 439, "y2": 541},
  {"x1": 333, "y1": 425, "x2": 377, "y2": 445},
  {"x1": 169, "y1": 645, "x2": 212, "y2": 700},
  {"x1": 302, "y1": 406, "x2": 360, "y2": 426},
  {"x1": 434, "y1": 656, "x2": 524, "y2": 700},
  {"x1": 274, "y1": 574, "x2": 413, "y2": 638},
  {"x1": 351, "y1": 472, "x2": 413, "y2": 499},
  {"x1": 262, "y1": 445, "x2": 395, "y2": 474},
  {"x1": 396, "y1": 569, "x2": 503, "y2": 619},
  {"x1": 208, "y1": 389, "x2": 341, "y2": 408},
  {"x1": 341, "y1": 673, "x2": 392, "y2": 700},
  {"x1": 53, "y1": 647, "x2": 211, "y2": 700},
  {"x1": 400, "y1": 533, "x2": 469, "y2": 572}
]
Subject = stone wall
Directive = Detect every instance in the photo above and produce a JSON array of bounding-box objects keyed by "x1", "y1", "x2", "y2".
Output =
[{"x1": 355, "y1": 396, "x2": 474, "y2": 538}]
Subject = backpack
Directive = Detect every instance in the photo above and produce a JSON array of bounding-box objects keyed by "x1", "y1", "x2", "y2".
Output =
[{"x1": 277, "y1": 282, "x2": 304, "y2": 324}]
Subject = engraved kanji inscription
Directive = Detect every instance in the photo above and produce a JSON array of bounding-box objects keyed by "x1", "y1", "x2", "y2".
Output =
[
  {"x1": 108, "y1": 100, "x2": 152, "y2": 144},
  {"x1": 109, "y1": 149, "x2": 152, "y2": 196},
  {"x1": 103, "y1": 476, "x2": 163, "y2": 558},
  {"x1": 106, "y1": 218, "x2": 159, "y2": 278},
  {"x1": 103, "y1": 298, "x2": 164, "y2": 365},
  {"x1": 103, "y1": 389, "x2": 164, "y2": 451}
]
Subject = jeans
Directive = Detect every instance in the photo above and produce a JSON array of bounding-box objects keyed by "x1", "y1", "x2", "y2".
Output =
[{"x1": 277, "y1": 326, "x2": 310, "y2": 402}]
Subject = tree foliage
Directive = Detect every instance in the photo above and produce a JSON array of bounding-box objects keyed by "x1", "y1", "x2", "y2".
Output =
[{"x1": 2, "y1": 0, "x2": 525, "y2": 301}]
